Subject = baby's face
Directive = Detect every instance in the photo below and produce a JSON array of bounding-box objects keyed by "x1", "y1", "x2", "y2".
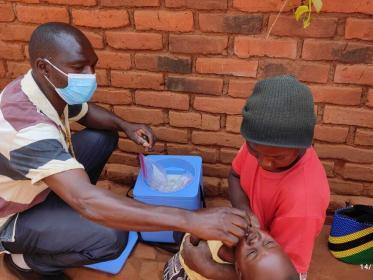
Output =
[{"x1": 235, "y1": 228, "x2": 297, "y2": 280}]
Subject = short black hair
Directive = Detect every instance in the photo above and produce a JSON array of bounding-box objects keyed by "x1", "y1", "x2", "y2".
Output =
[{"x1": 28, "y1": 22, "x2": 87, "y2": 64}]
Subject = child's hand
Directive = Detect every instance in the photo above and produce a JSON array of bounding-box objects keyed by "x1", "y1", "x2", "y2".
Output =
[{"x1": 248, "y1": 213, "x2": 260, "y2": 228}]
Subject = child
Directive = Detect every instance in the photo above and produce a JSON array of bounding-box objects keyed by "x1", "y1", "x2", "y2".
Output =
[
  {"x1": 163, "y1": 227, "x2": 298, "y2": 280},
  {"x1": 229, "y1": 75, "x2": 330, "y2": 279}
]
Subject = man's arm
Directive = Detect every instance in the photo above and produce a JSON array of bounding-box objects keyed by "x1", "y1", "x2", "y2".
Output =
[
  {"x1": 43, "y1": 169, "x2": 247, "y2": 246},
  {"x1": 228, "y1": 169, "x2": 259, "y2": 228},
  {"x1": 78, "y1": 103, "x2": 155, "y2": 148}
]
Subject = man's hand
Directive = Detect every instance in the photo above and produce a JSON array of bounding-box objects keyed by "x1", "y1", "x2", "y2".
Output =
[
  {"x1": 121, "y1": 123, "x2": 155, "y2": 150},
  {"x1": 188, "y1": 207, "x2": 248, "y2": 247}
]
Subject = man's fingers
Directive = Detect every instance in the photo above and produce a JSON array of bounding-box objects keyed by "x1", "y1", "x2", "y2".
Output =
[
  {"x1": 228, "y1": 207, "x2": 247, "y2": 218},
  {"x1": 230, "y1": 214, "x2": 249, "y2": 230},
  {"x1": 227, "y1": 224, "x2": 246, "y2": 240},
  {"x1": 221, "y1": 233, "x2": 239, "y2": 248}
]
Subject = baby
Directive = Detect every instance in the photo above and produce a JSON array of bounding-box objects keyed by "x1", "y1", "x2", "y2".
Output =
[{"x1": 163, "y1": 227, "x2": 298, "y2": 280}]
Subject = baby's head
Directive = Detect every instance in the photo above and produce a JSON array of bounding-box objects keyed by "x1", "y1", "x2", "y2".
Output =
[{"x1": 235, "y1": 228, "x2": 298, "y2": 280}]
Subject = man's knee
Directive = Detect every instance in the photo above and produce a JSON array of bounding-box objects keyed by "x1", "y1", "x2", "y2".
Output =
[
  {"x1": 96, "y1": 229, "x2": 128, "y2": 261},
  {"x1": 96, "y1": 130, "x2": 119, "y2": 151}
]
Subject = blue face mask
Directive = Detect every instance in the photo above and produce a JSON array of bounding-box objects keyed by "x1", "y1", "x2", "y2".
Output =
[{"x1": 44, "y1": 59, "x2": 97, "y2": 105}]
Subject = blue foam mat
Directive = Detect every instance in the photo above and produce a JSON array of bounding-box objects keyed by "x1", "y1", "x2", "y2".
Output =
[{"x1": 85, "y1": 231, "x2": 138, "y2": 274}]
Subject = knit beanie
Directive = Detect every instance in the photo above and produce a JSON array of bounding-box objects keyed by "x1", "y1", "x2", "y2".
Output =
[{"x1": 240, "y1": 75, "x2": 316, "y2": 148}]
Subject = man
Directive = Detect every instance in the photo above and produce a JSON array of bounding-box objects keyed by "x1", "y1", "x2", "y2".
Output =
[
  {"x1": 163, "y1": 227, "x2": 298, "y2": 280},
  {"x1": 228, "y1": 75, "x2": 330, "y2": 279},
  {"x1": 0, "y1": 22, "x2": 248, "y2": 279}
]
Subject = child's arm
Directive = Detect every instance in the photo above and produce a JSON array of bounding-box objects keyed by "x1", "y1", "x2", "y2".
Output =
[
  {"x1": 182, "y1": 237, "x2": 238, "y2": 280},
  {"x1": 228, "y1": 169, "x2": 260, "y2": 228}
]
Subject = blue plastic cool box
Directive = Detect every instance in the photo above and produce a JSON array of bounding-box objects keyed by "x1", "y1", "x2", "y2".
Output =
[{"x1": 134, "y1": 155, "x2": 203, "y2": 243}]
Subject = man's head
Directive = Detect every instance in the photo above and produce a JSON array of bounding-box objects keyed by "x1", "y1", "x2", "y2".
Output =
[
  {"x1": 240, "y1": 75, "x2": 315, "y2": 171},
  {"x1": 235, "y1": 228, "x2": 298, "y2": 280},
  {"x1": 29, "y1": 22, "x2": 98, "y2": 102}
]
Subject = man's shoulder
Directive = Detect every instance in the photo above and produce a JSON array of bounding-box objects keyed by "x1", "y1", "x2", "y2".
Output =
[{"x1": 0, "y1": 76, "x2": 56, "y2": 132}]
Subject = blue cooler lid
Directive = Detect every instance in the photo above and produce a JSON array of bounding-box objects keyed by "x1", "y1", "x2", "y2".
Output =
[{"x1": 134, "y1": 155, "x2": 202, "y2": 199}]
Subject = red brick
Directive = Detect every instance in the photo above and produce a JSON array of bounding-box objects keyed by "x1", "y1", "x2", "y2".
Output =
[
  {"x1": 235, "y1": 37, "x2": 297, "y2": 59},
  {"x1": 169, "y1": 111, "x2": 201, "y2": 128},
  {"x1": 309, "y1": 85, "x2": 362, "y2": 105},
  {"x1": 114, "y1": 106, "x2": 165, "y2": 125},
  {"x1": 302, "y1": 39, "x2": 373, "y2": 64},
  {"x1": 92, "y1": 88, "x2": 132, "y2": 105},
  {"x1": 166, "y1": 75, "x2": 223, "y2": 95},
  {"x1": 343, "y1": 163, "x2": 373, "y2": 182},
  {"x1": 334, "y1": 64, "x2": 373, "y2": 86},
  {"x1": 82, "y1": 30, "x2": 104, "y2": 49},
  {"x1": 169, "y1": 34, "x2": 228, "y2": 54},
  {"x1": 16, "y1": 5, "x2": 68, "y2": 23},
  {"x1": 196, "y1": 58, "x2": 258, "y2": 78},
  {"x1": 233, "y1": 0, "x2": 300, "y2": 12},
  {"x1": 322, "y1": 160, "x2": 334, "y2": 177},
  {"x1": 226, "y1": 116, "x2": 242, "y2": 133},
  {"x1": 95, "y1": 69, "x2": 109, "y2": 86},
  {"x1": 165, "y1": 0, "x2": 227, "y2": 10},
  {"x1": 368, "y1": 90, "x2": 373, "y2": 107},
  {"x1": 228, "y1": 79, "x2": 255, "y2": 98},
  {"x1": 109, "y1": 151, "x2": 139, "y2": 166},
  {"x1": 268, "y1": 15, "x2": 337, "y2": 38},
  {"x1": 201, "y1": 114, "x2": 220, "y2": 131},
  {"x1": 0, "y1": 78, "x2": 12, "y2": 89},
  {"x1": 329, "y1": 179, "x2": 364, "y2": 196},
  {"x1": 355, "y1": 129, "x2": 373, "y2": 146},
  {"x1": 0, "y1": 62, "x2": 5, "y2": 78},
  {"x1": 45, "y1": 0, "x2": 96, "y2": 5},
  {"x1": 0, "y1": 3, "x2": 15, "y2": 22},
  {"x1": 7, "y1": 0, "x2": 39, "y2": 3},
  {"x1": 324, "y1": 105, "x2": 373, "y2": 128},
  {"x1": 153, "y1": 127, "x2": 188, "y2": 144},
  {"x1": 111, "y1": 71, "x2": 163, "y2": 90},
  {"x1": 0, "y1": 24, "x2": 35, "y2": 41},
  {"x1": 0, "y1": 41, "x2": 24, "y2": 60},
  {"x1": 260, "y1": 60, "x2": 330, "y2": 83},
  {"x1": 192, "y1": 131, "x2": 243, "y2": 148},
  {"x1": 315, "y1": 143, "x2": 373, "y2": 164},
  {"x1": 106, "y1": 164, "x2": 138, "y2": 184},
  {"x1": 194, "y1": 96, "x2": 245, "y2": 114},
  {"x1": 199, "y1": 13, "x2": 262, "y2": 34},
  {"x1": 106, "y1": 31, "x2": 162, "y2": 50},
  {"x1": 220, "y1": 148, "x2": 238, "y2": 164},
  {"x1": 330, "y1": 195, "x2": 373, "y2": 213},
  {"x1": 96, "y1": 50, "x2": 131, "y2": 70},
  {"x1": 135, "y1": 10, "x2": 193, "y2": 32},
  {"x1": 322, "y1": 1, "x2": 373, "y2": 15},
  {"x1": 345, "y1": 18, "x2": 373, "y2": 41},
  {"x1": 135, "y1": 90, "x2": 189, "y2": 110},
  {"x1": 118, "y1": 138, "x2": 165, "y2": 154},
  {"x1": 314, "y1": 125, "x2": 349, "y2": 143},
  {"x1": 167, "y1": 144, "x2": 218, "y2": 163},
  {"x1": 72, "y1": 9, "x2": 129, "y2": 28},
  {"x1": 101, "y1": 0, "x2": 159, "y2": 7},
  {"x1": 6, "y1": 61, "x2": 30, "y2": 78},
  {"x1": 204, "y1": 163, "x2": 231, "y2": 178},
  {"x1": 135, "y1": 54, "x2": 191, "y2": 74}
]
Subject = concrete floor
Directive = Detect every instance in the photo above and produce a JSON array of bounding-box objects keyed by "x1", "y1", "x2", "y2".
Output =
[{"x1": 0, "y1": 197, "x2": 372, "y2": 279}]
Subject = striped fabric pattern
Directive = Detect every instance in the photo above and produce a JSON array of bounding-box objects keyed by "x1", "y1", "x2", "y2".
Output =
[{"x1": 0, "y1": 70, "x2": 87, "y2": 229}]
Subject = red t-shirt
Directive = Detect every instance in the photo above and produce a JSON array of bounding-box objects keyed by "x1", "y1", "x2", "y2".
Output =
[{"x1": 232, "y1": 144, "x2": 330, "y2": 273}]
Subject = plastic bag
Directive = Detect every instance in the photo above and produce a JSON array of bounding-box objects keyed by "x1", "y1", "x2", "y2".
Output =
[{"x1": 139, "y1": 154, "x2": 193, "y2": 193}]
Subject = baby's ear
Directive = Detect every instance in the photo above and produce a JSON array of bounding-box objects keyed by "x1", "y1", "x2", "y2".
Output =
[{"x1": 218, "y1": 245, "x2": 235, "y2": 263}]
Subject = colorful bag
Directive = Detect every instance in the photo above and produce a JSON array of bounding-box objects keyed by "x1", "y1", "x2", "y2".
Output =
[{"x1": 328, "y1": 205, "x2": 373, "y2": 264}]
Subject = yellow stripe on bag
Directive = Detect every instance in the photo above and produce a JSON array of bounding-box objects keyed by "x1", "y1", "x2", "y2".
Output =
[
  {"x1": 329, "y1": 240, "x2": 373, "y2": 258},
  {"x1": 328, "y1": 227, "x2": 373, "y2": 244}
]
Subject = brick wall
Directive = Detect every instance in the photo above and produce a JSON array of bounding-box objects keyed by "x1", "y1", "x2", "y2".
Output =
[{"x1": 0, "y1": 0, "x2": 372, "y2": 216}]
